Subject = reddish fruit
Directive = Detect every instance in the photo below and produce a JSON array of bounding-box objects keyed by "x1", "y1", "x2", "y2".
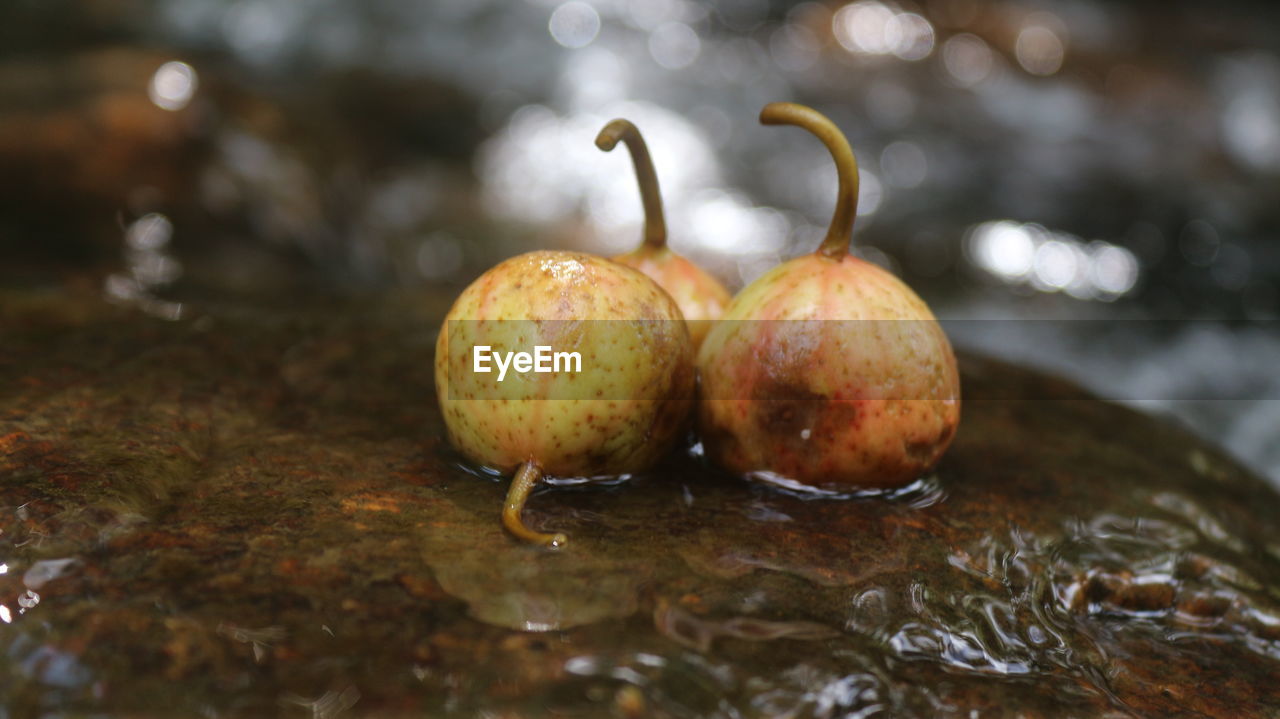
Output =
[{"x1": 697, "y1": 103, "x2": 960, "y2": 491}]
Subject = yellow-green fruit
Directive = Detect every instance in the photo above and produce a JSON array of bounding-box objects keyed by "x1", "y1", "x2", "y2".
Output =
[
  {"x1": 596, "y1": 118, "x2": 731, "y2": 348},
  {"x1": 613, "y1": 245, "x2": 731, "y2": 348},
  {"x1": 435, "y1": 250, "x2": 695, "y2": 545},
  {"x1": 697, "y1": 103, "x2": 960, "y2": 491}
]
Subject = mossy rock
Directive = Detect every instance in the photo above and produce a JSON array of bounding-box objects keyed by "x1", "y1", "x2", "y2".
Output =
[{"x1": 2, "y1": 288, "x2": 1279, "y2": 717}]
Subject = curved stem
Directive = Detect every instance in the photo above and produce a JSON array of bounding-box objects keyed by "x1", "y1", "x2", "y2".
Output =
[
  {"x1": 502, "y1": 461, "x2": 567, "y2": 548},
  {"x1": 759, "y1": 102, "x2": 859, "y2": 258},
  {"x1": 596, "y1": 119, "x2": 667, "y2": 249}
]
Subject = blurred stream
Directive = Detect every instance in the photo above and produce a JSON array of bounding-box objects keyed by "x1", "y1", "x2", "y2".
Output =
[{"x1": 1, "y1": 0, "x2": 1277, "y2": 480}]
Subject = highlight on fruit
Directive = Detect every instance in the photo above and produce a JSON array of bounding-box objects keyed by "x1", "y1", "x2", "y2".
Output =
[
  {"x1": 695, "y1": 102, "x2": 961, "y2": 491},
  {"x1": 596, "y1": 118, "x2": 731, "y2": 348}
]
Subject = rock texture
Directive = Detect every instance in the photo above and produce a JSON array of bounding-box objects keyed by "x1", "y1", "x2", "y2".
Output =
[{"x1": 2, "y1": 288, "x2": 1279, "y2": 717}]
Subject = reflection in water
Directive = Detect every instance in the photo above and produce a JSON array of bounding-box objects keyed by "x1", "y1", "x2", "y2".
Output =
[
  {"x1": 105, "y1": 213, "x2": 184, "y2": 320},
  {"x1": 280, "y1": 685, "x2": 361, "y2": 719},
  {"x1": 739, "y1": 471, "x2": 948, "y2": 508},
  {"x1": 654, "y1": 600, "x2": 837, "y2": 652},
  {"x1": 11, "y1": 637, "x2": 93, "y2": 689},
  {"x1": 23, "y1": 558, "x2": 80, "y2": 590},
  {"x1": 217, "y1": 623, "x2": 287, "y2": 663}
]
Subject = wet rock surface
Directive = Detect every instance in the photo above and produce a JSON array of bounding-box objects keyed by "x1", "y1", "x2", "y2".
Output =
[{"x1": 2, "y1": 288, "x2": 1280, "y2": 718}]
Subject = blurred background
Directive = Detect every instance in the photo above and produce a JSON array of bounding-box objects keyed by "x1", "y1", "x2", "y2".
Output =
[{"x1": 1, "y1": 0, "x2": 1277, "y2": 481}]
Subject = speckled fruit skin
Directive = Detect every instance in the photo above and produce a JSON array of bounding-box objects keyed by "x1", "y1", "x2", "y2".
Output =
[
  {"x1": 697, "y1": 253, "x2": 960, "y2": 490},
  {"x1": 435, "y1": 251, "x2": 695, "y2": 477},
  {"x1": 613, "y1": 245, "x2": 731, "y2": 348}
]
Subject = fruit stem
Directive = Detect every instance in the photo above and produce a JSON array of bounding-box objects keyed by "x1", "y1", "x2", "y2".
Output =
[
  {"x1": 502, "y1": 461, "x2": 567, "y2": 548},
  {"x1": 596, "y1": 119, "x2": 667, "y2": 249},
  {"x1": 759, "y1": 102, "x2": 859, "y2": 258}
]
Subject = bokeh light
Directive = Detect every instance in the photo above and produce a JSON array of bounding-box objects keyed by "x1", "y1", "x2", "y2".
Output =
[
  {"x1": 649, "y1": 22, "x2": 701, "y2": 69},
  {"x1": 880, "y1": 140, "x2": 927, "y2": 188},
  {"x1": 1015, "y1": 21, "x2": 1066, "y2": 77},
  {"x1": 6, "y1": 0, "x2": 1280, "y2": 483},
  {"x1": 967, "y1": 220, "x2": 1138, "y2": 300},
  {"x1": 887, "y1": 13, "x2": 934, "y2": 61},
  {"x1": 833, "y1": 1, "x2": 896, "y2": 55},
  {"x1": 942, "y1": 33, "x2": 993, "y2": 87},
  {"x1": 549, "y1": 1, "x2": 601, "y2": 49},
  {"x1": 147, "y1": 61, "x2": 198, "y2": 111},
  {"x1": 1217, "y1": 54, "x2": 1280, "y2": 174}
]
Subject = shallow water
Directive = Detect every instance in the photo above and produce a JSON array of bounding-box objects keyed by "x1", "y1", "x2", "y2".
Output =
[{"x1": 2, "y1": 290, "x2": 1279, "y2": 717}]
